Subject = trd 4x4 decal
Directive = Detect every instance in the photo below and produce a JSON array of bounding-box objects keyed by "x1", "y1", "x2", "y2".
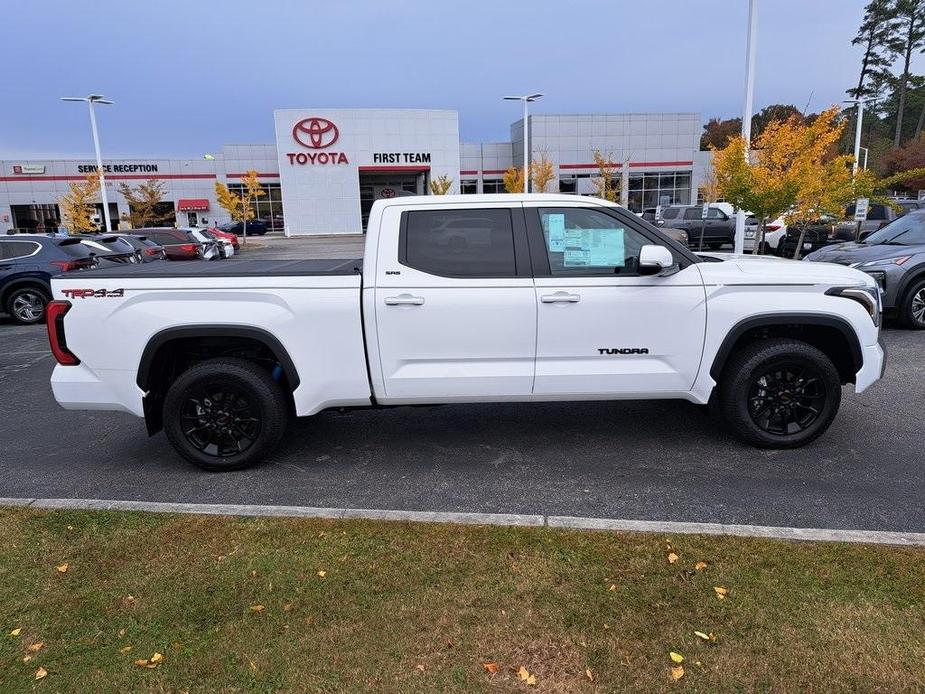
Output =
[{"x1": 61, "y1": 288, "x2": 125, "y2": 299}]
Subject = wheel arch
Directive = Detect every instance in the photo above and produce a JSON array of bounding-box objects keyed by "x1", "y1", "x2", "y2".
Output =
[
  {"x1": 0, "y1": 276, "x2": 51, "y2": 307},
  {"x1": 710, "y1": 314, "x2": 863, "y2": 385},
  {"x1": 895, "y1": 264, "x2": 925, "y2": 306}
]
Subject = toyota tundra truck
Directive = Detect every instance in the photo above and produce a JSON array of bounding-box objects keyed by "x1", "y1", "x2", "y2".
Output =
[{"x1": 46, "y1": 194, "x2": 886, "y2": 471}]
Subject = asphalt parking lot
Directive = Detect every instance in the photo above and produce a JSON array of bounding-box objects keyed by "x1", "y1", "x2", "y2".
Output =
[{"x1": 1, "y1": 279, "x2": 923, "y2": 533}]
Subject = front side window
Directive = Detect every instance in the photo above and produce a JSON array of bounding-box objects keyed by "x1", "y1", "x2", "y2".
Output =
[
  {"x1": 538, "y1": 207, "x2": 652, "y2": 276},
  {"x1": 707, "y1": 207, "x2": 727, "y2": 220},
  {"x1": 402, "y1": 208, "x2": 516, "y2": 277}
]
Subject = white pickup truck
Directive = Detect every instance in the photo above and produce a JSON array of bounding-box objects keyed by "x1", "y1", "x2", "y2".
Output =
[{"x1": 47, "y1": 194, "x2": 886, "y2": 470}]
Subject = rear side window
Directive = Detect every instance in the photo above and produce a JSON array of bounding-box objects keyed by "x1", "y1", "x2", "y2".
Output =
[
  {"x1": 0, "y1": 240, "x2": 40, "y2": 260},
  {"x1": 661, "y1": 207, "x2": 680, "y2": 220},
  {"x1": 683, "y1": 208, "x2": 702, "y2": 220},
  {"x1": 401, "y1": 209, "x2": 516, "y2": 277}
]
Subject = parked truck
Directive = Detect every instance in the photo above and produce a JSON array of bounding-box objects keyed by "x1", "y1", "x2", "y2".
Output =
[{"x1": 47, "y1": 194, "x2": 886, "y2": 470}]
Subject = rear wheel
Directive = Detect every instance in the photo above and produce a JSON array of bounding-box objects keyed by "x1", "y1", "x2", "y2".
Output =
[
  {"x1": 900, "y1": 279, "x2": 925, "y2": 329},
  {"x1": 163, "y1": 358, "x2": 288, "y2": 471},
  {"x1": 6, "y1": 286, "x2": 49, "y2": 325},
  {"x1": 719, "y1": 338, "x2": 841, "y2": 448}
]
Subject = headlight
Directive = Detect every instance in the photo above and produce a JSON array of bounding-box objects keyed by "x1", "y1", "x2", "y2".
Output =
[
  {"x1": 825, "y1": 285, "x2": 881, "y2": 327},
  {"x1": 855, "y1": 255, "x2": 912, "y2": 268}
]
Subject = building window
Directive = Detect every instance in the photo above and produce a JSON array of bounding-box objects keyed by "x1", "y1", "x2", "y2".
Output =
[
  {"x1": 625, "y1": 171, "x2": 692, "y2": 212},
  {"x1": 482, "y1": 179, "x2": 506, "y2": 194},
  {"x1": 460, "y1": 179, "x2": 478, "y2": 194},
  {"x1": 559, "y1": 177, "x2": 577, "y2": 194},
  {"x1": 227, "y1": 182, "x2": 283, "y2": 223}
]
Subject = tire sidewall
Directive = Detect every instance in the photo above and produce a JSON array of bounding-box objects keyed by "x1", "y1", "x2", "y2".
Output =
[
  {"x1": 6, "y1": 286, "x2": 48, "y2": 325},
  {"x1": 901, "y1": 279, "x2": 925, "y2": 330},
  {"x1": 163, "y1": 358, "x2": 287, "y2": 471}
]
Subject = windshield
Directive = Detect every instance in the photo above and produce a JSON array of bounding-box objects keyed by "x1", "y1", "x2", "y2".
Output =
[{"x1": 864, "y1": 214, "x2": 925, "y2": 245}]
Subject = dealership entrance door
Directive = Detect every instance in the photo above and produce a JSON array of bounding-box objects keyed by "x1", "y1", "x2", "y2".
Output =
[{"x1": 359, "y1": 169, "x2": 428, "y2": 231}]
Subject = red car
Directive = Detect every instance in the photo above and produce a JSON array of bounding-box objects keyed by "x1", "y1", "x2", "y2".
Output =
[{"x1": 208, "y1": 226, "x2": 240, "y2": 250}]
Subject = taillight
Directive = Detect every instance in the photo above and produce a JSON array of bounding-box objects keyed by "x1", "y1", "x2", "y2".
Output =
[
  {"x1": 144, "y1": 248, "x2": 158, "y2": 256},
  {"x1": 51, "y1": 259, "x2": 81, "y2": 272},
  {"x1": 766, "y1": 224, "x2": 781, "y2": 231},
  {"x1": 178, "y1": 243, "x2": 198, "y2": 253},
  {"x1": 46, "y1": 301, "x2": 80, "y2": 365}
]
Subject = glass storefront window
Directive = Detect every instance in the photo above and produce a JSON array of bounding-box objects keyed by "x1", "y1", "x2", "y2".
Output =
[{"x1": 228, "y1": 182, "x2": 283, "y2": 222}]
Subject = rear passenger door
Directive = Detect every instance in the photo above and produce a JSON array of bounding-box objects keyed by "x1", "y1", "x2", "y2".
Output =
[{"x1": 371, "y1": 204, "x2": 536, "y2": 402}]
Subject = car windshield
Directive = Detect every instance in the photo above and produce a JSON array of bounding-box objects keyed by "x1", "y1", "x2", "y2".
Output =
[{"x1": 864, "y1": 214, "x2": 925, "y2": 245}]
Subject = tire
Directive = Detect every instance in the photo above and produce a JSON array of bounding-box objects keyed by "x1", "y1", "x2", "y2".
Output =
[
  {"x1": 5, "y1": 286, "x2": 49, "y2": 325},
  {"x1": 718, "y1": 338, "x2": 842, "y2": 449},
  {"x1": 900, "y1": 278, "x2": 925, "y2": 330},
  {"x1": 163, "y1": 357, "x2": 288, "y2": 471}
]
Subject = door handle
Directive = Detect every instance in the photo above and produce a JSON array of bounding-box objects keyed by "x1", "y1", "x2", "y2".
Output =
[
  {"x1": 541, "y1": 292, "x2": 581, "y2": 303},
  {"x1": 384, "y1": 294, "x2": 425, "y2": 306}
]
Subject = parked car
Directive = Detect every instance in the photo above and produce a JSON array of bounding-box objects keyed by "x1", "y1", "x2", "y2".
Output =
[
  {"x1": 114, "y1": 234, "x2": 166, "y2": 263},
  {"x1": 264, "y1": 215, "x2": 284, "y2": 231},
  {"x1": 78, "y1": 235, "x2": 141, "y2": 265},
  {"x1": 744, "y1": 214, "x2": 788, "y2": 254},
  {"x1": 197, "y1": 228, "x2": 234, "y2": 258},
  {"x1": 778, "y1": 216, "x2": 840, "y2": 259},
  {"x1": 130, "y1": 228, "x2": 204, "y2": 261},
  {"x1": 208, "y1": 226, "x2": 239, "y2": 250},
  {"x1": 837, "y1": 201, "x2": 906, "y2": 241},
  {"x1": 805, "y1": 209, "x2": 925, "y2": 328},
  {"x1": 0, "y1": 235, "x2": 96, "y2": 324},
  {"x1": 637, "y1": 209, "x2": 689, "y2": 245},
  {"x1": 659, "y1": 204, "x2": 735, "y2": 249},
  {"x1": 218, "y1": 219, "x2": 268, "y2": 236},
  {"x1": 48, "y1": 194, "x2": 884, "y2": 471},
  {"x1": 183, "y1": 228, "x2": 226, "y2": 260}
]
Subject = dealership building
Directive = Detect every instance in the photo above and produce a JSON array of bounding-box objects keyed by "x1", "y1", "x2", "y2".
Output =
[{"x1": 0, "y1": 108, "x2": 706, "y2": 236}]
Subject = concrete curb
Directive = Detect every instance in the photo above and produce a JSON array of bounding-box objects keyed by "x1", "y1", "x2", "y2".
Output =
[{"x1": 3, "y1": 498, "x2": 924, "y2": 546}]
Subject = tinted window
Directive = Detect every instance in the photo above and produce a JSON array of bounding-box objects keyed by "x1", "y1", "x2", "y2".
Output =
[
  {"x1": 865, "y1": 213, "x2": 925, "y2": 245},
  {"x1": 682, "y1": 208, "x2": 703, "y2": 220},
  {"x1": 0, "y1": 240, "x2": 40, "y2": 260},
  {"x1": 867, "y1": 204, "x2": 888, "y2": 221},
  {"x1": 402, "y1": 209, "x2": 516, "y2": 277},
  {"x1": 707, "y1": 207, "x2": 726, "y2": 220},
  {"x1": 661, "y1": 207, "x2": 680, "y2": 220},
  {"x1": 538, "y1": 207, "x2": 651, "y2": 276},
  {"x1": 57, "y1": 241, "x2": 95, "y2": 258}
]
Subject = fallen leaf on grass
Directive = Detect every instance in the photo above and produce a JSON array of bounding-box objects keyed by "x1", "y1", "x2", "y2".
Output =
[
  {"x1": 283, "y1": 603, "x2": 293, "y2": 612},
  {"x1": 23, "y1": 654, "x2": 32, "y2": 662},
  {"x1": 120, "y1": 645, "x2": 133, "y2": 654},
  {"x1": 669, "y1": 652, "x2": 684, "y2": 663},
  {"x1": 482, "y1": 663, "x2": 498, "y2": 674},
  {"x1": 317, "y1": 570, "x2": 327, "y2": 578},
  {"x1": 517, "y1": 666, "x2": 537, "y2": 685},
  {"x1": 667, "y1": 552, "x2": 679, "y2": 564},
  {"x1": 608, "y1": 584, "x2": 617, "y2": 591},
  {"x1": 9, "y1": 628, "x2": 21, "y2": 637},
  {"x1": 585, "y1": 667, "x2": 594, "y2": 682},
  {"x1": 35, "y1": 667, "x2": 48, "y2": 680},
  {"x1": 713, "y1": 586, "x2": 729, "y2": 599},
  {"x1": 122, "y1": 596, "x2": 137, "y2": 608},
  {"x1": 134, "y1": 659, "x2": 150, "y2": 668},
  {"x1": 694, "y1": 631, "x2": 717, "y2": 643},
  {"x1": 118, "y1": 628, "x2": 126, "y2": 638},
  {"x1": 415, "y1": 663, "x2": 425, "y2": 672},
  {"x1": 135, "y1": 652, "x2": 163, "y2": 669},
  {"x1": 28, "y1": 642, "x2": 44, "y2": 653},
  {"x1": 249, "y1": 604, "x2": 266, "y2": 613},
  {"x1": 670, "y1": 665, "x2": 685, "y2": 680},
  {"x1": 695, "y1": 561, "x2": 708, "y2": 571},
  {"x1": 56, "y1": 563, "x2": 69, "y2": 573}
]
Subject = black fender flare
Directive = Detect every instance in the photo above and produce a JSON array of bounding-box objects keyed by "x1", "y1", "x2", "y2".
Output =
[
  {"x1": 0, "y1": 275, "x2": 51, "y2": 306},
  {"x1": 709, "y1": 313, "x2": 863, "y2": 381},
  {"x1": 136, "y1": 325, "x2": 301, "y2": 392}
]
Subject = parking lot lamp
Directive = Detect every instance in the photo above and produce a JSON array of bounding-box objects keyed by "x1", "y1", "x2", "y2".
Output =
[
  {"x1": 504, "y1": 94, "x2": 543, "y2": 193},
  {"x1": 734, "y1": 0, "x2": 758, "y2": 254},
  {"x1": 61, "y1": 94, "x2": 114, "y2": 233},
  {"x1": 843, "y1": 99, "x2": 865, "y2": 178}
]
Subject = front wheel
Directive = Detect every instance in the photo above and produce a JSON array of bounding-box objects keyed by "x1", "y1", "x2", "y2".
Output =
[
  {"x1": 718, "y1": 338, "x2": 842, "y2": 448},
  {"x1": 900, "y1": 279, "x2": 925, "y2": 329},
  {"x1": 163, "y1": 358, "x2": 288, "y2": 471}
]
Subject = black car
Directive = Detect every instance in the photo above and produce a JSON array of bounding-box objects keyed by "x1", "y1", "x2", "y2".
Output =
[
  {"x1": 78, "y1": 235, "x2": 143, "y2": 265},
  {"x1": 659, "y1": 205, "x2": 736, "y2": 249},
  {"x1": 112, "y1": 234, "x2": 166, "y2": 262},
  {"x1": 0, "y1": 235, "x2": 97, "y2": 324},
  {"x1": 218, "y1": 219, "x2": 268, "y2": 236},
  {"x1": 777, "y1": 217, "x2": 841, "y2": 259}
]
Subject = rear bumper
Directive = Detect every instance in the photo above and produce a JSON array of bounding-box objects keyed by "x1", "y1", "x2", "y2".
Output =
[
  {"x1": 855, "y1": 339, "x2": 886, "y2": 393},
  {"x1": 51, "y1": 364, "x2": 144, "y2": 416}
]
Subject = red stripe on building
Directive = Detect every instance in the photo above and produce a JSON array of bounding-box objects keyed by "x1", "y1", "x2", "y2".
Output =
[
  {"x1": 481, "y1": 169, "x2": 508, "y2": 175},
  {"x1": 558, "y1": 160, "x2": 694, "y2": 170},
  {"x1": 460, "y1": 169, "x2": 478, "y2": 175},
  {"x1": 358, "y1": 165, "x2": 431, "y2": 172},
  {"x1": 0, "y1": 173, "x2": 218, "y2": 182},
  {"x1": 225, "y1": 172, "x2": 280, "y2": 178}
]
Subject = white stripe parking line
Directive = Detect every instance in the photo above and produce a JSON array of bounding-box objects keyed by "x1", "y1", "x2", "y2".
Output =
[{"x1": 1, "y1": 497, "x2": 923, "y2": 546}]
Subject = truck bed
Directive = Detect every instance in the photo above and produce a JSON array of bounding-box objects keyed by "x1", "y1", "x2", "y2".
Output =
[{"x1": 71, "y1": 258, "x2": 363, "y2": 278}]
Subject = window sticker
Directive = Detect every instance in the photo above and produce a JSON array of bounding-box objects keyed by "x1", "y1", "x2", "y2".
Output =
[
  {"x1": 562, "y1": 229, "x2": 625, "y2": 267},
  {"x1": 546, "y1": 213, "x2": 566, "y2": 251}
]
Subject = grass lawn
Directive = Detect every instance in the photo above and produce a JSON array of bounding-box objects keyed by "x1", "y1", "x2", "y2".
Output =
[{"x1": 0, "y1": 508, "x2": 923, "y2": 693}]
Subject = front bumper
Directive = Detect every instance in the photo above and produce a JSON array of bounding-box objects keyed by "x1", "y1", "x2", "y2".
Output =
[{"x1": 855, "y1": 339, "x2": 886, "y2": 393}]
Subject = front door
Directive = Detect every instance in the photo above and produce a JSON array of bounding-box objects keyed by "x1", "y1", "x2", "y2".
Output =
[
  {"x1": 527, "y1": 204, "x2": 707, "y2": 396},
  {"x1": 372, "y1": 204, "x2": 536, "y2": 401}
]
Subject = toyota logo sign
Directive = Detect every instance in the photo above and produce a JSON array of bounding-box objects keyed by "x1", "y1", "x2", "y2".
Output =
[{"x1": 292, "y1": 117, "x2": 339, "y2": 149}]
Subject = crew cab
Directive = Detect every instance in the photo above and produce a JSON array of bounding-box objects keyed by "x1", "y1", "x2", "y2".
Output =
[{"x1": 47, "y1": 195, "x2": 886, "y2": 471}]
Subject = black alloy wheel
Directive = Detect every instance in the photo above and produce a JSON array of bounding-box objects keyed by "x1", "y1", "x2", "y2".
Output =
[
  {"x1": 747, "y1": 362, "x2": 827, "y2": 436},
  {"x1": 180, "y1": 384, "x2": 262, "y2": 457}
]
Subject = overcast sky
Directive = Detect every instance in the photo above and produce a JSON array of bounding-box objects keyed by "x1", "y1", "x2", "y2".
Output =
[{"x1": 3, "y1": 0, "x2": 915, "y2": 158}]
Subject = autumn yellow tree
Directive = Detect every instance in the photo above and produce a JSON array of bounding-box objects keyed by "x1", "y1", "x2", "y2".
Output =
[
  {"x1": 59, "y1": 173, "x2": 100, "y2": 234},
  {"x1": 117, "y1": 179, "x2": 166, "y2": 228},
  {"x1": 429, "y1": 174, "x2": 453, "y2": 195},
  {"x1": 530, "y1": 153, "x2": 556, "y2": 193},
  {"x1": 215, "y1": 170, "x2": 265, "y2": 244},
  {"x1": 590, "y1": 150, "x2": 619, "y2": 202},
  {"x1": 503, "y1": 167, "x2": 524, "y2": 193}
]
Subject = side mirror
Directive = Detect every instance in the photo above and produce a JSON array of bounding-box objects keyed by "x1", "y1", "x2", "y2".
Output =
[{"x1": 639, "y1": 244, "x2": 676, "y2": 276}]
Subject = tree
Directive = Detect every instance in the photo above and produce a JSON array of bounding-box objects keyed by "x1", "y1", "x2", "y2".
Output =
[
  {"x1": 700, "y1": 117, "x2": 742, "y2": 150},
  {"x1": 428, "y1": 175, "x2": 453, "y2": 195},
  {"x1": 890, "y1": 0, "x2": 925, "y2": 145},
  {"x1": 502, "y1": 167, "x2": 524, "y2": 193},
  {"x1": 849, "y1": 0, "x2": 901, "y2": 102},
  {"x1": 529, "y1": 153, "x2": 556, "y2": 193},
  {"x1": 215, "y1": 170, "x2": 265, "y2": 244},
  {"x1": 590, "y1": 150, "x2": 619, "y2": 202},
  {"x1": 117, "y1": 179, "x2": 166, "y2": 228},
  {"x1": 881, "y1": 137, "x2": 925, "y2": 190},
  {"x1": 59, "y1": 173, "x2": 100, "y2": 234},
  {"x1": 750, "y1": 105, "x2": 805, "y2": 139}
]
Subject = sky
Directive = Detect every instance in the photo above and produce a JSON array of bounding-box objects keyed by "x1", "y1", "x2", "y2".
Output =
[{"x1": 2, "y1": 0, "x2": 915, "y2": 158}]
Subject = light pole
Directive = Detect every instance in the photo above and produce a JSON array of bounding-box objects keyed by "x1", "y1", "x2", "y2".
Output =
[
  {"x1": 843, "y1": 99, "x2": 865, "y2": 178},
  {"x1": 734, "y1": 0, "x2": 758, "y2": 254},
  {"x1": 503, "y1": 93, "x2": 543, "y2": 193},
  {"x1": 61, "y1": 94, "x2": 114, "y2": 232}
]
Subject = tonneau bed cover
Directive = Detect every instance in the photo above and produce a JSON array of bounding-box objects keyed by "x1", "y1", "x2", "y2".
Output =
[{"x1": 66, "y1": 258, "x2": 363, "y2": 278}]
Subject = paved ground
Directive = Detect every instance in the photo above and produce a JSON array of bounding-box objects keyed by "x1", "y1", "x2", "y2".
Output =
[{"x1": 1, "y1": 241, "x2": 923, "y2": 533}]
